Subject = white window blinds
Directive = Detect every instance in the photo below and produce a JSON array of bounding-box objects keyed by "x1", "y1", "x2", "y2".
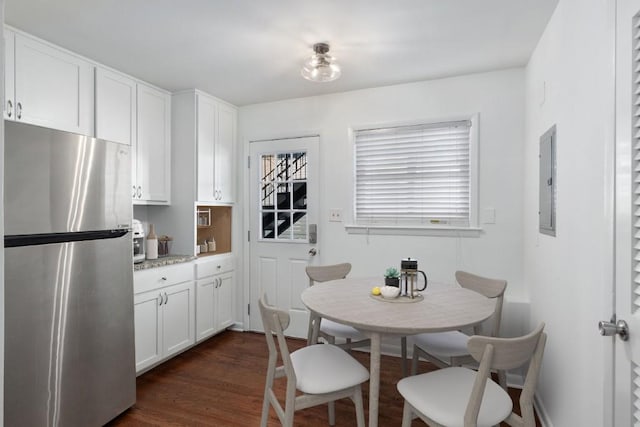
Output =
[{"x1": 354, "y1": 120, "x2": 472, "y2": 227}]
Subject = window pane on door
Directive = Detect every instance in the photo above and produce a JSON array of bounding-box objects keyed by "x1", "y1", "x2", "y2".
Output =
[{"x1": 259, "y1": 151, "x2": 308, "y2": 241}]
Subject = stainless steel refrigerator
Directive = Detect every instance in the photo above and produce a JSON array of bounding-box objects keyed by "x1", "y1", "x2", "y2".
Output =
[{"x1": 3, "y1": 121, "x2": 136, "y2": 426}]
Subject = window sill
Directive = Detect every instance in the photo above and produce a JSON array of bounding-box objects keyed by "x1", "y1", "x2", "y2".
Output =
[{"x1": 344, "y1": 224, "x2": 483, "y2": 237}]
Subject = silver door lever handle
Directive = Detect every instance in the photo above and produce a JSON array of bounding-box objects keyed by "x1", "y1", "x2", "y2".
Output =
[
  {"x1": 599, "y1": 318, "x2": 629, "y2": 341},
  {"x1": 308, "y1": 248, "x2": 317, "y2": 256}
]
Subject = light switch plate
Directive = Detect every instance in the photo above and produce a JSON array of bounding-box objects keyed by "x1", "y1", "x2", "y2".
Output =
[
  {"x1": 482, "y1": 208, "x2": 496, "y2": 224},
  {"x1": 329, "y1": 208, "x2": 342, "y2": 222}
]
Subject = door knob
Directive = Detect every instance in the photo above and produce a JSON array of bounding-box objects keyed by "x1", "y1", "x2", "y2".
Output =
[
  {"x1": 598, "y1": 318, "x2": 629, "y2": 341},
  {"x1": 308, "y1": 248, "x2": 317, "y2": 256}
]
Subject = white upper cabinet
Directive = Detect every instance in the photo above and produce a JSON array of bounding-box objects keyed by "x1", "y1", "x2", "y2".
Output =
[
  {"x1": 4, "y1": 29, "x2": 94, "y2": 136},
  {"x1": 196, "y1": 92, "x2": 237, "y2": 203},
  {"x1": 135, "y1": 83, "x2": 171, "y2": 204},
  {"x1": 215, "y1": 103, "x2": 237, "y2": 203},
  {"x1": 96, "y1": 67, "x2": 171, "y2": 204},
  {"x1": 197, "y1": 94, "x2": 216, "y2": 201},
  {"x1": 95, "y1": 68, "x2": 136, "y2": 146}
]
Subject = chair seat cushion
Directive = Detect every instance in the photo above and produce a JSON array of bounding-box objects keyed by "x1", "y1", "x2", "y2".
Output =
[
  {"x1": 321, "y1": 319, "x2": 366, "y2": 340},
  {"x1": 412, "y1": 330, "x2": 470, "y2": 357},
  {"x1": 397, "y1": 367, "x2": 512, "y2": 427},
  {"x1": 291, "y1": 344, "x2": 369, "y2": 394}
]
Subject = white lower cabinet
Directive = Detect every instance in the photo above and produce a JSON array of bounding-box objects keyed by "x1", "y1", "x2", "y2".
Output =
[
  {"x1": 134, "y1": 263, "x2": 195, "y2": 374},
  {"x1": 195, "y1": 256, "x2": 235, "y2": 342}
]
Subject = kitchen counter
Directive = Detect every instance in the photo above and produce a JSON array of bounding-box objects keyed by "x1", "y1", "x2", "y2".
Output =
[{"x1": 134, "y1": 254, "x2": 196, "y2": 271}]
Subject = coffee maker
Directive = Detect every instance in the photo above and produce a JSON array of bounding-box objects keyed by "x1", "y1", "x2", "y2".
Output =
[
  {"x1": 132, "y1": 219, "x2": 145, "y2": 263},
  {"x1": 400, "y1": 258, "x2": 428, "y2": 298}
]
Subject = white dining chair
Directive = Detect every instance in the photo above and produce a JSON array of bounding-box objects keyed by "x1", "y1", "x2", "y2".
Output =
[
  {"x1": 259, "y1": 296, "x2": 369, "y2": 427},
  {"x1": 411, "y1": 271, "x2": 507, "y2": 386},
  {"x1": 306, "y1": 263, "x2": 370, "y2": 350},
  {"x1": 398, "y1": 323, "x2": 546, "y2": 427}
]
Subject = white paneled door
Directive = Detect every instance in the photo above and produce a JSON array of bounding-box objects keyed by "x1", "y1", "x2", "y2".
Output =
[
  {"x1": 249, "y1": 136, "x2": 319, "y2": 337},
  {"x1": 615, "y1": 0, "x2": 640, "y2": 424}
]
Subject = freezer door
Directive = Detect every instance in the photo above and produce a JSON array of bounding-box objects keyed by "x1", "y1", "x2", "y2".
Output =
[
  {"x1": 4, "y1": 121, "x2": 131, "y2": 235},
  {"x1": 4, "y1": 235, "x2": 135, "y2": 426}
]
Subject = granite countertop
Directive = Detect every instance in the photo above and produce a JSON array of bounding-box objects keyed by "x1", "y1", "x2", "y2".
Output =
[{"x1": 134, "y1": 254, "x2": 197, "y2": 271}]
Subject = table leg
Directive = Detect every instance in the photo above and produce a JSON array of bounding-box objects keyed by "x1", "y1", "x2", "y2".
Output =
[{"x1": 368, "y1": 332, "x2": 381, "y2": 427}]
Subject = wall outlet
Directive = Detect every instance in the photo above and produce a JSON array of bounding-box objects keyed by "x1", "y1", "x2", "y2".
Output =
[{"x1": 329, "y1": 208, "x2": 343, "y2": 222}]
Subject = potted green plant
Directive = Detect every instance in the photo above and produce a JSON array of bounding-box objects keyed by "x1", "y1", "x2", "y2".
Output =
[{"x1": 384, "y1": 267, "x2": 400, "y2": 287}]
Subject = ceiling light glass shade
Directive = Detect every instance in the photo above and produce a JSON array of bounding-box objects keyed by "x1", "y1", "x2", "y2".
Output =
[{"x1": 301, "y1": 43, "x2": 341, "y2": 82}]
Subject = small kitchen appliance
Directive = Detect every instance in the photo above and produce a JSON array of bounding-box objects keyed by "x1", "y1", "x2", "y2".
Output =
[
  {"x1": 133, "y1": 219, "x2": 145, "y2": 263},
  {"x1": 400, "y1": 258, "x2": 428, "y2": 298}
]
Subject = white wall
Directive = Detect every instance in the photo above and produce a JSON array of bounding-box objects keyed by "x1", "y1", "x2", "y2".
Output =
[
  {"x1": 524, "y1": 0, "x2": 614, "y2": 425},
  {"x1": 238, "y1": 68, "x2": 527, "y2": 336}
]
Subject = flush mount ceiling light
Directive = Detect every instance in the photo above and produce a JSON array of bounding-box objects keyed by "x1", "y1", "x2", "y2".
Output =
[{"x1": 301, "y1": 42, "x2": 341, "y2": 83}]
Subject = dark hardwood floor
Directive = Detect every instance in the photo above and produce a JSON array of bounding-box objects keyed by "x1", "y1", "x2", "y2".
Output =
[{"x1": 107, "y1": 330, "x2": 540, "y2": 426}]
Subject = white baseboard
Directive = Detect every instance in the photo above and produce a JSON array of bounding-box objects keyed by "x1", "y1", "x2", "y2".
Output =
[{"x1": 534, "y1": 394, "x2": 553, "y2": 427}]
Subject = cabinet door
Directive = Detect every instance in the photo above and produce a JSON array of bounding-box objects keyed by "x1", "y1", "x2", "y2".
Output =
[
  {"x1": 95, "y1": 67, "x2": 136, "y2": 146},
  {"x1": 161, "y1": 281, "x2": 195, "y2": 357},
  {"x1": 195, "y1": 277, "x2": 216, "y2": 342},
  {"x1": 215, "y1": 272, "x2": 234, "y2": 332},
  {"x1": 136, "y1": 83, "x2": 171, "y2": 203},
  {"x1": 4, "y1": 29, "x2": 15, "y2": 120},
  {"x1": 13, "y1": 33, "x2": 93, "y2": 135},
  {"x1": 197, "y1": 94, "x2": 216, "y2": 202},
  {"x1": 134, "y1": 290, "x2": 163, "y2": 373},
  {"x1": 215, "y1": 103, "x2": 236, "y2": 203}
]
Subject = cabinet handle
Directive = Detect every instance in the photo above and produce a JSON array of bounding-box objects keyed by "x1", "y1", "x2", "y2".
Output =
[
  {"x1": 16, "y1": 102, "x2": 22, "y2": 120},
  {"x1": 161, "y1": 277, "x2": 167, "y2": 281},
  {"x1": 164, "y1": 292, "x2": 168, "y2": 304},
  {"x1": 6, "y1": 100, "x2": 12, "y2": 118},
  {"x1": 158, "y1": 293, "x2": 163, "y2": 306},
  {"x1": 132, "y1": 185, "x2": 137, "y2": 197},
  {"x1": 137, "y1": 186, "x2": 142, "y2": 198}
]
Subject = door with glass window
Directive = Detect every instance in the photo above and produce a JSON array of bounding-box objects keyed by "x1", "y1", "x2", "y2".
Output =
[{"x1": 249, "y1": 136, "x2": 319, "y2": 337}]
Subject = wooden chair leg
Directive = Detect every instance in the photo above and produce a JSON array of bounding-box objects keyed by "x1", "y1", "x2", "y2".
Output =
[
  {"x1": 328, "y1": 401, "x2": 336, "y2": 426},
  {"x1": 498, "y1": 369, "x2": 508, "y2": 391},
  {"x1": 401, "y1": 401, "x2": 414, "y2": 427},
  {"x1": 260, "y1": 362, "x2": 275, "y2": 427},
  {"x1": 411, "y1": 346, "x2": 420, "y2": 375},
  {"x1": 353, "y1": 386, "x2": 365, "y2": 427},
  {"x1": 401, "y1": 336, "x2": 408, "y2": 377}
]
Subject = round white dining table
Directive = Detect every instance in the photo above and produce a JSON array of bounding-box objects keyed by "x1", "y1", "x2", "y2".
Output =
[{"x1": 301, "y1": 277, "x2": 496, "y2": 427}]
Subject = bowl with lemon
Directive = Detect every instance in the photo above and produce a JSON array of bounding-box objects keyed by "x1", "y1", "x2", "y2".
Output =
[{"x1": 371, "y1": 285, "x2": 400, "y2": 299}]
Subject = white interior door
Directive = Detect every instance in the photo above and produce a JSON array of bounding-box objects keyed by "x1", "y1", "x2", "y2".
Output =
[
  {"x1": 249, "y1": 136, "x2": 319, "y2": 337},
  {"x1": 615, "y1": 0, "x2": 640, "y2": 424}
]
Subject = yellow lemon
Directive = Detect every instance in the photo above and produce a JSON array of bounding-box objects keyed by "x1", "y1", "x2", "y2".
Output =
[{"x1": 372, "y1": 286, "x2": 381, "y2": 296}]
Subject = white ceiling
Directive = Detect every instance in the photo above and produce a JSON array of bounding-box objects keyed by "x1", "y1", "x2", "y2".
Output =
[{"x1": 5, "y1": 0, "x2": 558, "y2": 107}]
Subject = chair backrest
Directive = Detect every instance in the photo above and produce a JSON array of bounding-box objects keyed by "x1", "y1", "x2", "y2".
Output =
[
  {"x1": 467, "y1": 323, "x2": 545, "y2": 371},
  {"x1": 306, "y1": 263, "x2": 352, "y2": 286},
  {"x1": 465, "y1": 323, "x2": 547, "y2": 426},
  {"x1": 455, "y1": 270, "x2": 507, "y2": 336},
  {"x1": 259, "y1": 296, "x2": 295, "y2": 379}
]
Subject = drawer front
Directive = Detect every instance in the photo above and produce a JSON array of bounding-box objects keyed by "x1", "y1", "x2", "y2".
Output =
[
  {"x1": 134, "y1": 262, "x2": 194, "y2": 294},
  {"x1": 196, "y1": 254, "x2": 234, "y2": 278}
]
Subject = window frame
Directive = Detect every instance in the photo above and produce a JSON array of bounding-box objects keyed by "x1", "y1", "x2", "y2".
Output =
[{"x1": 347, "y1": 114, "x2": 480, "y2": 236}]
